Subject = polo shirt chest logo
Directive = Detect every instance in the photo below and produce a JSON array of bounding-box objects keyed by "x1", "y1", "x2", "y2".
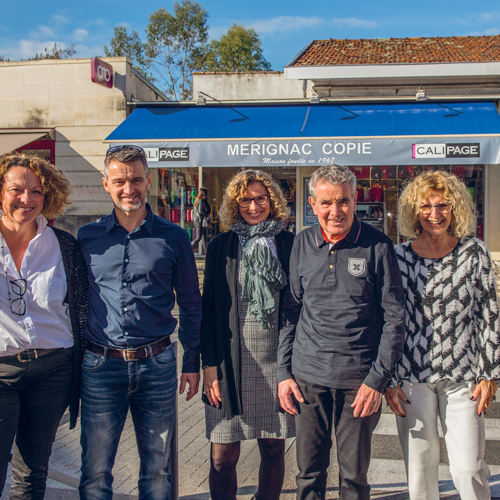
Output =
[{"x1": 348, "y1": 258, "x2": 366, "y2": 276}]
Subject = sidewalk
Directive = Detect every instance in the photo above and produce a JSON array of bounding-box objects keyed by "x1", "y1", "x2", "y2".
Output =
[{"x1": 3, "y1": 337, "x2": 500, "y2": 499}]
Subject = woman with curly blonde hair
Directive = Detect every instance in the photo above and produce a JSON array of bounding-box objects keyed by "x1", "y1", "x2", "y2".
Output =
[
  {"x1": 0, "y1": 153, "x2": 88, "y2": 500},
  {"x1": 201, "y1": 169, "x2": 298, "y2": 500},
  {"x1": 385, "y1": 170, "x2": 500, "y2": 500}
]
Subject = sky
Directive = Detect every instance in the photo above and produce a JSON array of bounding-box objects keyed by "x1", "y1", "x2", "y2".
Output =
[{"x1": 2, "y1": 0, "x2": 500, "y2": 70}]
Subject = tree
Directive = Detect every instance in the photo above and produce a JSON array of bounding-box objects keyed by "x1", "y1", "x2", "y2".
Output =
[
  {"x1": 192, "y1": 24, "x2": 271, "y2": 73},
  {"x1": 146, "y1": 0, "x2": 209, "y2": 100},
  {"x1": 29, "y1": 43, "x2": 76, "y2": 60},
  {"x1": 104, "y1": 26, "x2": 149, "y2": 77}
]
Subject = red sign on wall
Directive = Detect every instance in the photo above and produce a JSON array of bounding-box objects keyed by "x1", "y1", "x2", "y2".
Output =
[{"x1": 91, "y1": 58, "x2": 114, "y2": 89}]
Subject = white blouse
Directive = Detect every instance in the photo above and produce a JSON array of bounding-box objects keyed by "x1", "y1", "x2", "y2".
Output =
[{"x1": 0, "y1": 215, "x2": 73, "y2": 356}]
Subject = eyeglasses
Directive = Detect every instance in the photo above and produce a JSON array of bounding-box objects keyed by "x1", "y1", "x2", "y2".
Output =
[
  {"x1": 238, "y1": 194, "x2": 269, "y2": 208},
  {"x1": 106, "y1": 145, "x2": 145, "y2": 156},
  {"x1": 9, "y1": 278, "x2": 26, "y2": 316},
  {"x1": 419, "y1": 201, "x2": 454, "y2": 215}
]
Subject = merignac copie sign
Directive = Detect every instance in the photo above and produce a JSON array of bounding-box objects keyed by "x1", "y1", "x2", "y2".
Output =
[{"x1": 121, "y1": 137, "x2": 500, "y2": 167}]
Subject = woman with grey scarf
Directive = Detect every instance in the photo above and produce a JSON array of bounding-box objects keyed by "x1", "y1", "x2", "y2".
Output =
[{"x1": 201, "y1": 170, "x2": 299, "y2": 500}]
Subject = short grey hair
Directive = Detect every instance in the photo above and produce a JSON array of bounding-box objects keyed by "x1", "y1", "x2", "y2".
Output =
[
  {"x1": 104, "y1": 146, "x2": 149, "y2": 178},
  {"x1": 308, "y1": 164, "x2": 356, "y2": 200}
]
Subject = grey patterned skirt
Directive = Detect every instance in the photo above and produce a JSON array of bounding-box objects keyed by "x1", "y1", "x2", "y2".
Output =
[{"x1": 205, "y1": 248, "x2": 295, "y2": 443}]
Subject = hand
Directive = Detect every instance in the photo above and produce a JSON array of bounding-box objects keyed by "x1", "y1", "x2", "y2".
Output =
[
  {"x1": 351, "y1": 383, "x2": 382, "y2": 418},
  {"x1": 203, "y1": 366, "x2": 222, "y2": 408},
  {"x1": 471, "y1": 380, "x2": 497, "y2": 416},
  {"x1": 278, "y1": 378, "x2": 304, "y2": 415},
  {"x1": 179, "y1": 372, "x2": 200, "y2": 401},
  {"x1": 384, "y1": 386, "x2": 411, "y2": 417}
]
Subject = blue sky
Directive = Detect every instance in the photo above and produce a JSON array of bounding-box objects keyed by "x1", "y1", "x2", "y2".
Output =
[{"x1": 2, "y1": 0, "x2": 500, "y2": 69}]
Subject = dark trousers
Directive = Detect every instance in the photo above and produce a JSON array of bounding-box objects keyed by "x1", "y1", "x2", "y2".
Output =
[
  {"x1": 191, "y1": 221, "x2": 207, "y2": 254},
  {"x1": 0, "y1": 348, "x2": 73, "y2": 500},
  {"x1": 294, "y1": 376, "x2": 381, "y2": 500}
]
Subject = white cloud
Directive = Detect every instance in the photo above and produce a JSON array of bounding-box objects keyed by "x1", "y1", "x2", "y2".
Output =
[
  {"x1": 479, "y1": 13, "x2": 496, "y2": 22},
  {"x1": 249, "y1": 16, "x2": 324, "y2": 35},
  {"x1": 87, "y1": 18, "x2": 108, "y2": 27},
  {"x1": 2, "y1": 39, "x2": 74, "y2": 60},
  {"x1": 73, "y1": 28, "x2": 89, "y2": 41},
  {"x1": 73, "y1": 43, "x2": 106, "y2": 58},
  {"x1": 330, "y1": 17, "x2": 377, "y2": 29},
  {"x1": 39, "y1": 25, "x2": 56, "y2": 38},
  {"x1": 18, "y1": 39, "x2": 58, "y2": 58},
  {"x1": 52, "y1": 14, "x2": 70, "y2": 25},
  {"x1": 467, "y1": 28, "x2": 500, "y2": 36}
]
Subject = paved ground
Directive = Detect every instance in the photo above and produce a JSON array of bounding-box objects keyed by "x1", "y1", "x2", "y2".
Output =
[{"x1": 3, "y1": 337, "x2": 500, "y2": 500}]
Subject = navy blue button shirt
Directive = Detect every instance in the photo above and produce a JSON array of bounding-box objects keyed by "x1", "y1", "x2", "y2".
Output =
[{"x1": 77, "y1": 205, "x2": 201, "y2": 373}]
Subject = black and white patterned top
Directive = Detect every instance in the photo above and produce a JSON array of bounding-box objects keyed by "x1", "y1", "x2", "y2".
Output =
[{"x1": 393, "y1": 238, "x2": 500, "y2": 386}]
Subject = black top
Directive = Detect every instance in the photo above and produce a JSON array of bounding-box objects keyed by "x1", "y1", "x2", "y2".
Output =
[
  {"x1": 51, "y1": 226, "x2": 88, "y2": 429},
  {"x1": 277, "y1": 217, "x2": 406, "y2": 393},
  {"x1": 201, "y1": 229, "x2": 300, "y2": 419}
]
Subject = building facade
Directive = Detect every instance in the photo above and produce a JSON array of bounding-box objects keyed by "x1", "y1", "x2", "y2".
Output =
[{"x1": 0, "y1": 56, "x2": 167, "y2": 234}]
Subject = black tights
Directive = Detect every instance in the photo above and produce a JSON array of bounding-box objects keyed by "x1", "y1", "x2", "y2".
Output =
[{"x1": 209, "y1": 438, "x2": 285, "y2": 500}]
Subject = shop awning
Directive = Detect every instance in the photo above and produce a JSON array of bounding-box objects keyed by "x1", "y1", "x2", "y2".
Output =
[
  {"x1": 0, "y1": 129, "x2": 54, "y2": 156},
  {"x1": 106, "y1": 101, "x2": 500, "y2": 166}
]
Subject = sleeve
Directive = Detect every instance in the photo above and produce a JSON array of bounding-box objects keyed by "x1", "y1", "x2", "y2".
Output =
[
  {"x1": 276, "y1": 237, "x2": 302, "y2": 383},
  {"x1": 474, "y1": 242, "x2": 500, "y2": 380},
  {"x1": 173, "y1": 230, "x2": 202, "y2": 373},
  {"x1": 363, "y1": 243, "x2": 406, "y2": 393},
  {"x1": 200, "y1": 238, "x2": 218, "y2": 367}
]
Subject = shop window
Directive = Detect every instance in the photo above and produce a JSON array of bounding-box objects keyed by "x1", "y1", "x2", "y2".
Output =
[{"x1": 350, "y1": 165, "x2": 484, "y2": 243}]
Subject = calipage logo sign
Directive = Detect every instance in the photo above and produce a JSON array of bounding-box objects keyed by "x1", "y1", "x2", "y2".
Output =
[
  {"x1": 142, "y1": 148, "x2": 189, "y2": 162},
  {"x1": 91, "y1": 58, "x2": 113, "y2": 89},
  {"x1": 412, "y1": 143, "x2": 480, "y2": 159}
]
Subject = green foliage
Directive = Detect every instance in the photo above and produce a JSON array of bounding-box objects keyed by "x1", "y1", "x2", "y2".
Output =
[
  {"x1": 192, "y1": 24, "x2": 271, "y2": 73},
  {"x1": 27, "y1": 43, "x2": 76, "y2": 60},
  {"x1": 104, "y1": 26, "x2": 149, "y2": 77},
  {"x1": 103, "y1": 3, "x2": 271, "y2": 99},
  {"x1": 146, "y1": 0, "x2": 209, "y2": 100}
]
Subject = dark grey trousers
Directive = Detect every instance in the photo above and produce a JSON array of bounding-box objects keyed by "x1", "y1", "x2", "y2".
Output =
[
  {"x1": 294, "y1": 376, "x2": 381, "y2": 500},
  {"x1": 0, "y1": 348, "x2": 73, "y2": 500}
]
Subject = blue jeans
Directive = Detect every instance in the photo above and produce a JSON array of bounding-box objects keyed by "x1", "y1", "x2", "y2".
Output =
[{"x1": 79, "y1": 345, "x2": 177, "y2": 500}]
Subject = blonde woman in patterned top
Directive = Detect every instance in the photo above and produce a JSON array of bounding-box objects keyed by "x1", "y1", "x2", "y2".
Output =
[
  {"x1": 385, "y1": 170, "x2": 500, "y2": 500},
  {"x1": 201, "y1": 170, "x2": 298, "y2": 500}
]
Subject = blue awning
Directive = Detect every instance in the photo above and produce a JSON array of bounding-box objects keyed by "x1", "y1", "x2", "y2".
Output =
[
  {"x1": 107, "y1": 101, "x2": 500, "y2": 141},
  {"x1": 105, "y1": 101, "x2": 500, "y2": 166}
]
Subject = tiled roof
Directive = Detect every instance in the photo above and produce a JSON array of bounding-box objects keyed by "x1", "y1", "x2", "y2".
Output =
[{"x1": 291, "y1": 36, "x2": 500, "y2": 66}]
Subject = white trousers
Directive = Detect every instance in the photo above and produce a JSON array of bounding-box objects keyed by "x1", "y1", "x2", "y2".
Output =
[{"x1": 396, "y1": 380, "x2": 490, "y2": 500}]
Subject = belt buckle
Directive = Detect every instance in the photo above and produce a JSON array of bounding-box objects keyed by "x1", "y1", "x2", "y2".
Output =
[
  {"x1": 17, "y1": 350, "x2": 38, "y2": 363},
  {"x1": 122, "y1": 347, "x2": 148, "y2": 361}
]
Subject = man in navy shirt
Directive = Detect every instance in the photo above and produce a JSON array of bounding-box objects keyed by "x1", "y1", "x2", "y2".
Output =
[
  {"x1": 77, "y1": 146, "x2": 201, "y2": 500},
  {"x1": 277, "y1": 165, "x2": 405, "y2": 500}
]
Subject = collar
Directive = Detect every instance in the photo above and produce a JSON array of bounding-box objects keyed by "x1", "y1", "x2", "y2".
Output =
[
  {"x1": 314, "y1": 215, "x2": 361, "y2": 248},
  {"x1": 105, "y1": 203, "x2": 154, "y2": 235}
]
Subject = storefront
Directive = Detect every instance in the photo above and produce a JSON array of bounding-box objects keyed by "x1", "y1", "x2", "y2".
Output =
[{"x1": 106, "y1": 100, "x2": 500, "y2": 246}]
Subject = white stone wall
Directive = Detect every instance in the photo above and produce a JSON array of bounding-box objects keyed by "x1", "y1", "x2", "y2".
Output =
[
  {"x1": 193, "y1": 72, "x2": 312, "y2": 100},
  {"x1": 0, "y1": 57, "x2": 166, "y2": 233}
]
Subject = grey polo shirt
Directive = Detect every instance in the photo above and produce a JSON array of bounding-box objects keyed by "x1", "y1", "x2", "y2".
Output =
[{"x1": 277, "y1": 216, "x2": 406, "y2": 393}]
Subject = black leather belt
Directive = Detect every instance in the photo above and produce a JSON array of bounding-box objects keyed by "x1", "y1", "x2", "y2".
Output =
[{"x1": 86, "y1": 337, "x2": 171, "y2": 361}]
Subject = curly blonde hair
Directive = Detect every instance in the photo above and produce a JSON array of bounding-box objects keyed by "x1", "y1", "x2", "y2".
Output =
[
  {"x1": 0, "y1": 153, "x2": 71, "y2": 219},
  {"x1": 219, "y1": 169, "x2": 289, "y2": 229},
  {"x1": 398, "y1": 170, "x2": 475, "y2": 239}
]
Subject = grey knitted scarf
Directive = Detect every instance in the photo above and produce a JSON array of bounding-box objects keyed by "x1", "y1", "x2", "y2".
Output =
[{"x1": 231, "y1": 219, "x2": 287, "y2": 328}]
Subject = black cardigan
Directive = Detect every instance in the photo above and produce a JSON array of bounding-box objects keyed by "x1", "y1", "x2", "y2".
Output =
[
  {"x1": 200, "y1": 229, "x2": 300, "y2": 419},
  {"x1": 51, "y1": 227, "x2": 88, "y2": 429}
]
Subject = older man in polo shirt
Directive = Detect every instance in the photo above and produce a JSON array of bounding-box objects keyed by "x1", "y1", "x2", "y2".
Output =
[{"x1": 277, "y1": 164, "x2": 405, "y2": 500}]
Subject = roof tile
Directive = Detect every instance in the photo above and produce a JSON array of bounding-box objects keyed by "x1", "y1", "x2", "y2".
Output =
[{"x1": 292, "y1": 36, "x2": 500, "y2": 66}]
